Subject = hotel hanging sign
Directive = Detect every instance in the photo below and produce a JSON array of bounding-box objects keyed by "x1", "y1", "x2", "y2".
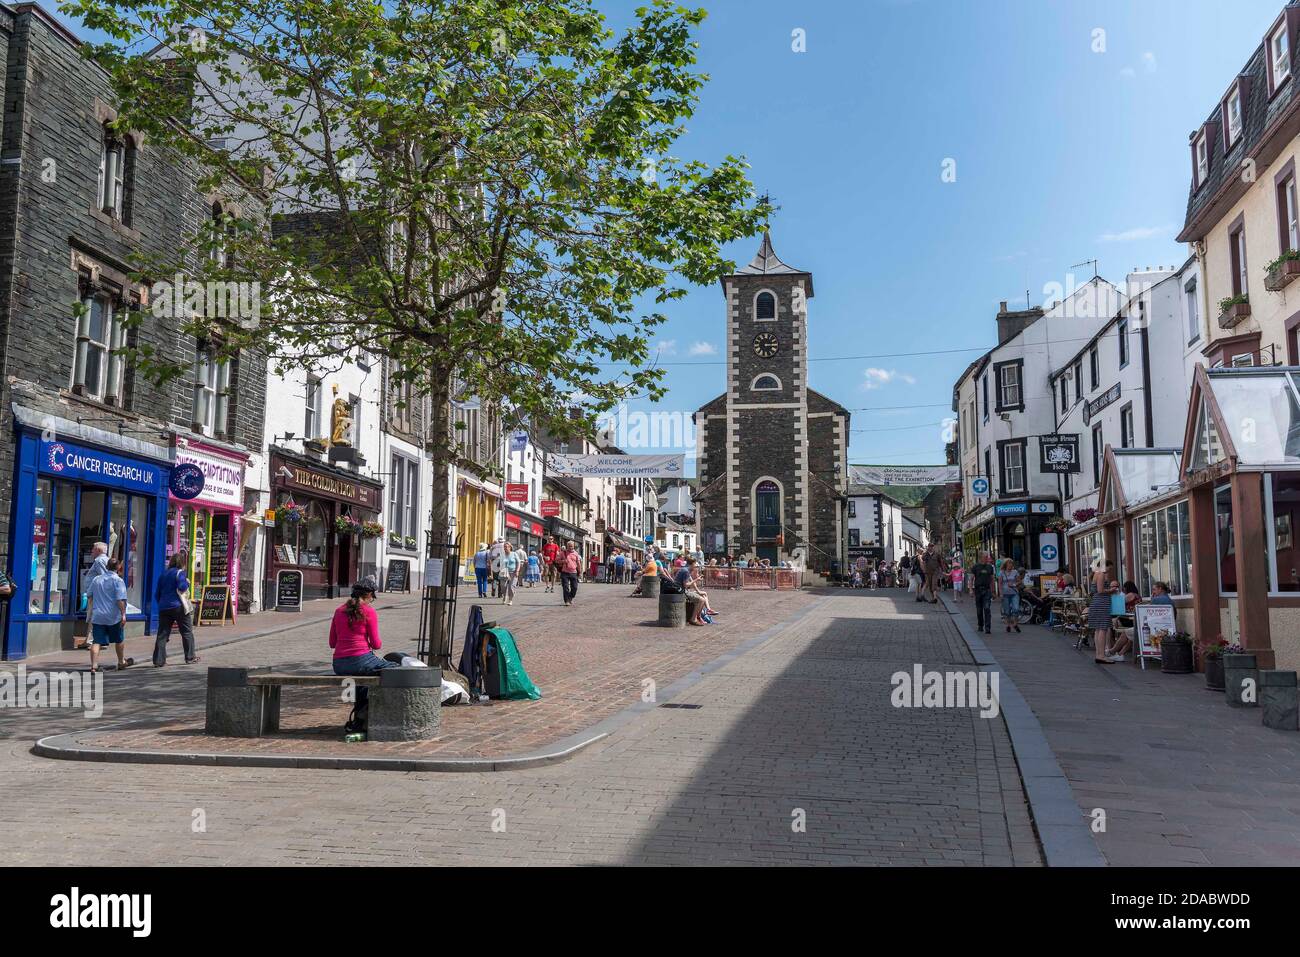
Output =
[{"x1": 1038, "y1": 434, "x2": 1081, "y2": 474}]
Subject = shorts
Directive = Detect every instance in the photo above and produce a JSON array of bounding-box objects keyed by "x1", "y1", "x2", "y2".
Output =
[
  {"x1": 953, "y1": 581, "x2": 964, "y2": 592},
  {"x1": 91, "y1": 622, "x2": 124, "y2": 645}
]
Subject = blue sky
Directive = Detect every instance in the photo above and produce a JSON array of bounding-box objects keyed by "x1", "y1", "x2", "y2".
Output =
[
  {"x1": 49, "y1": 0, "x2": 1286, "y2": 471},
  {"x1": 603, "y1": 0, "x2": 1287, "y2": 471}
]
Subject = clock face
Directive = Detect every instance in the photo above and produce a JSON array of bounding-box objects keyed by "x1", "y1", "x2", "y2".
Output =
[{"x1": 752, "y1": 332, "x2": 779, "y2": 358}]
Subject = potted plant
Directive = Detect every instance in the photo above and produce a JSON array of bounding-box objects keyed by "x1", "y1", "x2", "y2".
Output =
[
  {"x1": 1265, "y1": 250, "x2": 1300, "y2": 291},
  {"x1": 1161, "y1": 630, "x2": 1194, "y2": 675},
  {"x1": 1217, "y1": 293, "x2": 1251, "y2": 329},
  {"x1": 1072, "y1": 507, "x2": 1097, "y2": 524},
  {"x1": 1200, "y1": 636, "x2": 1229, "y2": 692},
  {"x1": 388, "y1": 531, "x2": 403, "y2": 549},
  {"x1": 404, "y1": 535, "x2": 419, "y2": 550}
]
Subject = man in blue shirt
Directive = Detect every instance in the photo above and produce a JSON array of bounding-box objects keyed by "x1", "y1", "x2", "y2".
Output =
[
  {"x1": 1150, "y1": 581, "x2": 1175, "y2": 606},
  {"x1": 88, "y1": 558, "x2": 133, "y2": 673}
]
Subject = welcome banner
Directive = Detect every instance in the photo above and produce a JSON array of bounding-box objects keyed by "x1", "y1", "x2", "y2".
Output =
[
  {"x1": 546, "y1": 453, "x2": 685, "y2": 478},
  {"x1": 850, "y1": 464, "x2": 959, "y2": 487}
]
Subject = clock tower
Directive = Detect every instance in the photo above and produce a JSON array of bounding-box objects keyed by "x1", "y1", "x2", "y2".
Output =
[{"x1": 693, "y1": 230, "x2": 849, "y2": 572}]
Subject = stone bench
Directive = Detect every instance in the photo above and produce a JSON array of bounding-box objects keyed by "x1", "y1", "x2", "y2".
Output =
[{"x1": 205, "y1": 666, "x2": 441, "y2": 741}]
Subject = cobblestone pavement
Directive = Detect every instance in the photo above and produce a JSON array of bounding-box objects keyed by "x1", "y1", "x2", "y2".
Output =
[
  {"x1": 947, "y1": 593, "x2": 1300, "y2": 866},
  {"x1": 0, "y1": 589, "x2": 1042, "y2": 865}
]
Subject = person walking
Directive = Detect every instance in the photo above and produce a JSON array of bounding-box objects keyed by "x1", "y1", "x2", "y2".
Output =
[
  {"x1": 560, "y1": 541, "x2": 581, "y2": 606},
  {"x1": 525, "y1": 549, "x2": 540, "y2": 587},
  {"x1": 613, "y1": 548, "x2": 626, "y2": 585},
  {"x1": 152, "y1": 551, "x2": 198, "y2": 667},
  {"x1": 493, "y1": 542, "x2": 519, "y2": 605},
  {"x1": 541, "y1": 535, "x2": 560, "y2": 593},
  {"x1": 329, "y1": 576, "x2": 397, "y2": 732},
  {"x1": 80, "y1": 540, "x2": 109, "y2": 626},
  {"x1": 488, "y1": 538, "x2": 505, "y2": 598},
  {"x1": 998, "y1": 558, "x2": 1022, "y2": 633},
  {"x1": 969, "y1": 551, "x2": 997, "y2": 635},
  {"x1": 922, "y1": 546, "x2": 942, "y2": 603},
  {"x1": 87, "y1": 558, "x2": 133, "y2": 673},
  {"x1": 472, "y1": 543, "x2": 490, "y2": 599}
]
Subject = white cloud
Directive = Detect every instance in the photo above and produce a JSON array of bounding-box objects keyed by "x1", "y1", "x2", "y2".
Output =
[
  {"x1": 1097, "y1": 224, "x2": 1171, "y2": 243},
  {"x1": 1142, "y1": 51, "x2": 1157, "y2": 73},
  {"x1": 861, "y1": 367, "x2": 916, "y2": 390},
  {"x1": 654, "y1": 338, "x2": 677, "y2": 357},
  {"x1": 688, "y1": 340, "x2": 717, "y2": 356}
]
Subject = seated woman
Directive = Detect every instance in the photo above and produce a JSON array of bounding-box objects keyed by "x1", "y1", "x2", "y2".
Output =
[
  {"x1": 677, "y1": 558, "x2": 716, "y2": 624},
  {"x1": 329, "y1": 577, "x2": 398, "y2": 731}
]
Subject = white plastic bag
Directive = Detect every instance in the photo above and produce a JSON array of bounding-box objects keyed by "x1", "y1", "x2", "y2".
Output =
[
  {"x1": 907, "y1": 577, "x2": 917, "y2": 594},
  {"x1": 440, "y1": 678, "x2": 469, "y2": 704}
]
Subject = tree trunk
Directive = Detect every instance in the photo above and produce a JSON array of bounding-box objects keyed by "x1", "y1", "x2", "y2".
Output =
[{"x1": 424, "y1": 371, "x2": 456, "y2": 669}]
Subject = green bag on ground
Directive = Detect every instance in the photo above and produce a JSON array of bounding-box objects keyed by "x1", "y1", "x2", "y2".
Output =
[{"x1": 483, "y1": 626, "x2": 542, "y2": 701}]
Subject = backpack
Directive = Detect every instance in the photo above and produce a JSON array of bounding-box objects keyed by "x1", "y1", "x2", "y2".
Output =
[{"x1": 660, "y1": 573, "x2": 684, "y2": 595}]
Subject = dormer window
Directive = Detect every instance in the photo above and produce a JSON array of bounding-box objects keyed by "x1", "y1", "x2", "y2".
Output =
[
  {"x1": 1226, "y1": 88, "x2": 1242, "y2": 145},
  {"x1": 755, "y1": 291, "x2": 776, "y2": 320},
  {"x1": 1195, "y1": 132, "x2": 1209, "y2": 186},
  {"x1": 1272, "y1": 21, "x2": 1291, "y2": 90}
]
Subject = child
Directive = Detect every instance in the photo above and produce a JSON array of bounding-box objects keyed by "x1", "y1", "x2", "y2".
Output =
[
  {"x1": 868, "y1": 568, "x2": 878, "y2": 589},
  {"x1": 951, "y1": 565, "x2": 964, "y2": 601}
]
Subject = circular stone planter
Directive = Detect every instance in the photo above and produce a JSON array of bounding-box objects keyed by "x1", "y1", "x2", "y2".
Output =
[
  {"x1": 1204, "y1": 656, "x2": 1226, "y2": 692},
  {"x1": 1161, "y1": 638, "x2": 1194, "y2": 675}
]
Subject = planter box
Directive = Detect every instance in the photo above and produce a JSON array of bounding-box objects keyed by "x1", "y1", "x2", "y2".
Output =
[
  {"x1": 1224, "y1": 652, "x2": 1259, "y2": 708},
  {"x1": 1161, "y1": 639, "x2": 1194, "y2": 674},
  {"x1": 1265, "y1": 259, "x2": 1300, "y2": 291},
  {"x1": 1217, "y1": 300, "x2": 1252, "y2": 330},
  {"x1": 1204, "y1": 656, "x2": 1225, "y2": 692}
]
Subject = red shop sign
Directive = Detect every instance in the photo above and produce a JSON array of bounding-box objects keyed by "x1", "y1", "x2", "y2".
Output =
[
  {"x1": 505, "y1": 483, "x2": 529, "y2": 503},
  {"x1": 504, "y1": 513, "x2": 522, "y2": 530},
  {"x1": 540, "y1": 499, "x2": 561, "y2": 517},
  {"x1": 531, "y1": 522, "x2": 545, "y2": 536}
]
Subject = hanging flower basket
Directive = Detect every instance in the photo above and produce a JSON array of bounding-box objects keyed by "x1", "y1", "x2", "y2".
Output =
[
  {"x1": 1072, "y1": 507, "x2": 1097, "y2": 524},
  {"x1": 334, "y1": 515, "x2": 363, "y2": 537},
  {"x1": 360, "y1": 521, "x2": 385, "y2": 540},
  {"x1": 1044, "y1": 517, "x2": 1073, "y2": 533},
  {"x1": 277, "y1": 501, "x2": 308, "y2": 524}
]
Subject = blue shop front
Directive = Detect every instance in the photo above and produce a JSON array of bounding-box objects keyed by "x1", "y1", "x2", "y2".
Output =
[{"x1": 5, "y1": 422, "x2": 170, "y2": 659}]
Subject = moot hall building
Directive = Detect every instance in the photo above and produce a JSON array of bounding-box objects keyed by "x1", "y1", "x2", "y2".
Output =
[{"x1": 693, "y1": 231, "x2": 850, "y2": 573}]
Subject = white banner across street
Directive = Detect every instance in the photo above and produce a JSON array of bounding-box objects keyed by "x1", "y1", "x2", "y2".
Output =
[
  {"x1": 850, "y1": 464, "x2": 960, "y2": 486},
  {"x1": 546, "y1": 453, "x2": 685, "y2": 478}
]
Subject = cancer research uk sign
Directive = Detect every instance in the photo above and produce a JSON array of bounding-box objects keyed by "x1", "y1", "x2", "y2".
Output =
[
  {"x1": 546, "y1": 453, "x2": 684, "y2": 478},
  {"x1": 39, "y1": 439, "x2": 165, "y2": 494}
]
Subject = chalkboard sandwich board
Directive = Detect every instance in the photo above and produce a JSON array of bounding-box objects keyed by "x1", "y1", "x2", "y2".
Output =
[
  {"x1": 198, "y1": 585, "x2": 231, "y2": 626},
  {"x1": 276, "y1": 569, "x2": 303, "y2": 613},
  {"x1": 385, "y1": 559, "x2": 411, "y2": 593}
]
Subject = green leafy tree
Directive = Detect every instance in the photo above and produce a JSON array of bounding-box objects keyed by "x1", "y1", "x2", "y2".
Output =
[{"x1": 65, "y1": 0, "x2": 764, "y2": 558}]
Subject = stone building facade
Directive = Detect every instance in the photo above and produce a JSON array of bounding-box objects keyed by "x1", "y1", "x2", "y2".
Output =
[
  {"x1": 0, "y1": 4, "x2": 266, "y2": 657},
  {"x1": 693, "y1": 232, "x2": 849, "y2": 572}
]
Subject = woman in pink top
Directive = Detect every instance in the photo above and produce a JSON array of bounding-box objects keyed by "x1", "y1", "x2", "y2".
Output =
[{"x1": 329, "y1": 576, "x2": 396, "y2": 726}]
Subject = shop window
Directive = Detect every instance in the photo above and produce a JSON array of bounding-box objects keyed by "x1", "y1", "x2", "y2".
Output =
[
  {"x1": 30, "y1": 480, "x2": 53, "y2": 615},
  {"x1": 1269, "y1": 472, "x2": 1300, "y2": 592},
  {"x1": 302, "y1": 502, "x2": 327, "y2": 567},
  {"x1": 1215, "y1": 485, "x2": 1236, "y2": 594}
]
